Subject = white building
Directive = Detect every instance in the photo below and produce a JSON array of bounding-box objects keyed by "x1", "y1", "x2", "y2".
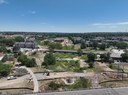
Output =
[{"x1": 110, "y1": 49, "x2": 125, "y2": 63}]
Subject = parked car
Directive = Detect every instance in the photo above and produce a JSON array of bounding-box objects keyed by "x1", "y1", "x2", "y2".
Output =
[{"x1": 7, "y1": 76, "x2": 17, "y2": 80}]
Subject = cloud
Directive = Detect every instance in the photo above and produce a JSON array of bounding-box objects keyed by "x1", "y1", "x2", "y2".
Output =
[
  {"x1": 92, "y1": 21, "x2": 128, "y2": 26},
  {"x1": 29, "y1": 10, "x2": 36, "y2": 14},
  {"x1": 0, "y1": 0, "x2": 7, "y2": 4}
]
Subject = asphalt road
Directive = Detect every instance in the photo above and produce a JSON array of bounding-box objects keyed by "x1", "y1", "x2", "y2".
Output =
[{"x1": 25, "y1": 87, "x2": 128, "y2": 95}]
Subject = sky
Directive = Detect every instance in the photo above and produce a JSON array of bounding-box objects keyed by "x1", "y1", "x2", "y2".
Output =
[{"x1": 0, "y1": 0, "x2": 128, "y2": 33}]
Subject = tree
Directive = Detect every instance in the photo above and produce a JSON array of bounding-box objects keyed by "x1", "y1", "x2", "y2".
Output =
[
  {"x1": 13, "y1": 46, "x2": 20, "y2": 53},
  {"x1": 18, "y1": 54, "x2": 36, "y2": 67},
  {"x1": 81, "y1": 41, "x2": 86, "y2": 49},
  {"x1": 77, "y1": 49, "x2": 83, "y2": 56},
  {"x1": 121, "y1": 52, "x2": 128, "y2": 62},
  {"x1": 92, "y1": 41, "x2": 98, "y2": 50},
  {"x1": 98, "y1": 43, "x2": 106, "y2": 50},
  {"x1": 29, "y1": 58, "x2": 36, "y2": 67},
  {"x1": 88, "y1": 62, "x2": 94, "y2": 68},
  {"x1": 43, "y1": 52, "x2": 56, "y2": 66},
  {"x1": 100, "y1": 53, "x2": 110, "y2": 62},
  {"x1": 48, "y1": 81, "x2": 63, "y2": 90},
  {"x1": 0, "y1": 46, "x2": 7, "y2": 53},
  {"x1": 48, "y1": 43, "x2": 62, "y2": 49},
  {"x1": 43, "y1": 40, "x2": 50, "y2": 45},
  {"x1": 71, "y1": 78, "x2": 91, "y2": 89},
  {"x1": 87, "y1": 53, "x2": 96, "y2": 62},
  {"x1": 0, "y1": 62, "x2": 12, "y2": 77},
  {"x1": 116, "y1": 42, "x2": 128, "y2": 49},
  {"x1": 0, "y1": 38, "x2": 15, "y2": 47},
  {"x1": 2, "y1": 55, "x2": 8, "y2": 62},
  {"x1": 109, "y1": 63, "x2": 113, "y2": 69},
  {"x1": 15, "y1": 36, "x2": 24, "y2": 42}
]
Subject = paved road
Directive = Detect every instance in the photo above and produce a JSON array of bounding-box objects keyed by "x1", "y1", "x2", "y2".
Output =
[
  {"x1": 25, "y1": 87, "x2": 128, "y2": 95},
  {"x1": 37, "y1": 48, "x2": 108, "y2": 54},
  {"x1": 21, "y1": 66, "x2": 39, "y2": 93},
  {"x1": 34, "y1": 72, "x2": 94, "y2": 81}
]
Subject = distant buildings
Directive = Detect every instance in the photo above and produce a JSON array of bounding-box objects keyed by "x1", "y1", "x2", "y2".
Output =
[
  {"x1": 25, "y1": 36, "x2": 35, "y2": 42},
  {"x1": 14, "y1": 35, "x2": 37, "y2": 49},
  {"x1": 0, "y1": 34, "x2": 23, "y2": 39},
  {"x1": 14, "y1": 42, "x2": 37, "y2": 49},
  {"x1": 53, "y1": 37, "x2": 73, "y2": 46},
  {"x1": 110, "y1": 49, "x2": 125, "y2": 63}
]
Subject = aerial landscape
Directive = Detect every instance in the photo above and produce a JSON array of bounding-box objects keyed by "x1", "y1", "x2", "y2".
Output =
[{"x1": 1, "y1": 0, "x2": 128, "y2": 95}]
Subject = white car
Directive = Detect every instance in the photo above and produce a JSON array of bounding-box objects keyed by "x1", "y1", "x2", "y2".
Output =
[{"x1": 7, "y1": 76, "x2": 17, "y2": 80}]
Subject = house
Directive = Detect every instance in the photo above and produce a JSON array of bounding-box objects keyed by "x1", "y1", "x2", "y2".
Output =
[
  {"x1": 26, "y1": 37, "x2": 35, "y2": 42},
  {"x1": 14, "y1": 42, "x2": 38, "y2": 49},
  {"x1": 54, "y1": 37, "x2": 73, "y2": 46},
  {"x1": 110, "y1": 49, "x2": 125, "y2": 63}
]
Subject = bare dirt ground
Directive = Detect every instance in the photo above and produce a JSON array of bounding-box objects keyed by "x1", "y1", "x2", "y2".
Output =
[
  {"x1": 95, "y1": 62, "x2": 114, "y2": 72},
  {"x1": 0, "y1": 75, "x2": 33, "y2": 89}
]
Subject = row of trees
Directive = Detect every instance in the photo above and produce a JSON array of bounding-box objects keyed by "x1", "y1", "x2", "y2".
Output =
[
  {"x1": 0, "y1": 36, "x2": 24, "y2": 47},
  {"x1": 18, "y1": 54, "x2": 36, "y2": 67}
]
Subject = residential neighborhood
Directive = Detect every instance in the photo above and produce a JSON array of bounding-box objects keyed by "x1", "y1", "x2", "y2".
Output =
[
  {"x1": 1, "y1": 0, "x2": 128, "y2": 95},
  {"x1": 0, "y1": 32, "x2": 127, "y2": 94}
]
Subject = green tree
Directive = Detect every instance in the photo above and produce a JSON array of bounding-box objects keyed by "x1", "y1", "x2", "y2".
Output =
[
  {"x1": 121, "y1": 52, "x2": 128, "y2": 62},
  {"x1": 43, "y1": 52, "x2": 56, "y2": 66},
  {"x1": 87, "y1": 53, "x2": 96, "y2": 62},
  {"x1": 0, "y1": 62, "x2": 12, "y2": 77},
  {"x1": 48, "y1": 43, "x2": 62, "y2": 49},
  {"x1": 109, "y1": 63, "x2": 113, "y2": 69},
  {"x1": 2, "y1": 55, "x2": 8, "y2": 62},
  {"x1": 0, "y1": 38, "x2": 15, "y2": 47},
  {"x1": 18, "y1": 54, "x2": 36, "y2": 67},
  {"x1": 81, "y1": 41, "x2": 86, "y2": 49},
  {"x1": 116, "y1": 42, "x2": 128, "y2": 49},
  {"x1": 0, "y1": 46, "x2": 7, "y2": 53},
  {"x1": 15, "y1": 36, "x2": 24, "y2": 42},
  {"x1": 13, "y1": 46, "x2": 20, "y2": 53},
  {"x1": 100, "y1": 53, "x2": 110, "y2": 62},
  {"x1": 48, "y1": 81, "x2": 63, "y2": 90},
  {"x1": 88, "y1": 62, "x2": 94, "y2": 68},
  {"x1": 43, "y1": 40, "x2": 50, "y2": 45},
  {"x1": 98, "y1": 43, "x2": 106, "y2": 50},
  {"x1": 69, "y1": 78, "x2": 91, "y2": 89},
  {"x1": 92, "y1": 41, "x2": 98, "y2": 50},
  {"x1": 77, "y1": 49, "x2": 83, "y2": 56}
]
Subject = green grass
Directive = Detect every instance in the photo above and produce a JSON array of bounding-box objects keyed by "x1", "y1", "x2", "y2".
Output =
[
  {"x1": 65, "y1": 78, "x2": 92, "y2": 90},
  {"x1": 47, "y1": 78, "x2": 92, "y2": 90},
  {"x1": 47, "y1": 60, "x2": 83, "y2": 72},
  {"x1": 62, "y1": 45, "x2": 75, "y2": 50},
  {"x1": 54, "y1": 53, "x2": 78, "y2": 59},
  {"x1": 80, "y1": 54, "x2": 87, "y2": 59}
]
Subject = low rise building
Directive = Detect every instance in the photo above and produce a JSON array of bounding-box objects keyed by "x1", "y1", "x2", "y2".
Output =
[
  {"x1": 54, "y1": 37, "x2": 73, "y2": 46},
  {"x1": 14, "y1": 42, "x2": 38, "y2": 49},
  {"x1": 110, "y1": 49, "x2": 125, "y2": 63}
]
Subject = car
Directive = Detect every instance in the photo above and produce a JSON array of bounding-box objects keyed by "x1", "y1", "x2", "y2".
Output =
[{"x1": 7, "y1": 76, "x2": 17, "y2": 80}]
